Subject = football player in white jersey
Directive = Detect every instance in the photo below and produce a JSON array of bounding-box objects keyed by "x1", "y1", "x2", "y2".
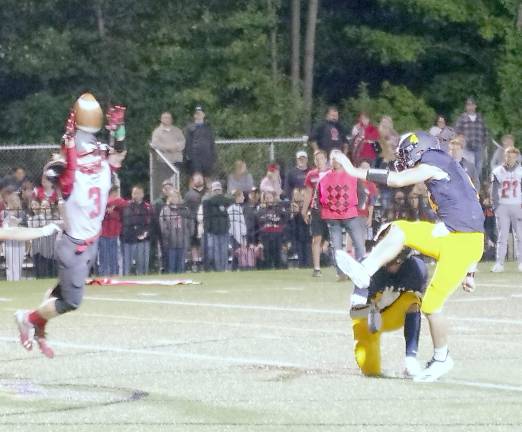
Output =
[
  {"x1": 14, "y1": 93, "x2": 126, "y2": 358},
  {"x1": 490, "y1": 146, "x2": 522, "y2": 272}
]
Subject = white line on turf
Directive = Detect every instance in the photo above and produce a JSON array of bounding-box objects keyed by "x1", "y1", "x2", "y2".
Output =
[
  {"x1": 476, "y1": 283, "x2": 521, "y2": 288},
  {"x1": 448, "y1": 317, "x2": 522, "y2": 325},
  {"x1": 1, "y1": 336, "x2": 521, "y2": 393},
  {"x1": 448, "y1": 296, "x2": 506, "y2": 303},
  {"x1": 0, "y1": 298, "x2": 12, "y2": 302},
  {"x1": 0, "y1": 336, "x2": 302, "y2": 368},
  {"x1": 84, "y1": 296, "x2": 347, "y2": 315},
  {"x1": 78, "y1": 312, "x2": 348, "y2": 335},
  {"x1": 443, "y1": 379, "x2": 522, "y2": 393},
  {"x1": 85, "y1": 296, "x2": 521, "y2": 322}
]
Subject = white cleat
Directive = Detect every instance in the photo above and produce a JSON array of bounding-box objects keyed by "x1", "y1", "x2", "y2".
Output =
[
  {"x1": 414, "y1": 355, "x2": 454, "y2": 382},
  {"x1": 518, "y1": 263, "x2": 522, "y2": 272},
  {"x1": 335, "y1": 250, "x2": 371, "y2": 288},
  {"x1": 491, "y1": 263, "x2": 504, "y2": 273},
  {"x1": 14, "y1": 310, "x2": 35, "y2": 351},
  {"x1": 404, "y1": 356, "x2": 422, "y2": 378}
]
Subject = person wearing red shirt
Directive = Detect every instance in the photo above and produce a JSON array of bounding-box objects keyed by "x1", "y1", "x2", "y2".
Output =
[
  {"x1": 99, "y1": 185, "x2": 128, "y2": 275},
  {"x1": 302, "y1": 150, "x2": 330, "y2": 277},
  {"x1": 318, "y1": 150, "x2": 366, "y2": 279},
  {"x1": 351, "y1": 112, "x2": 380, "y2": 166},
  {"x1": 357, "y1": 160, "x2": 378, "y2": 241}
]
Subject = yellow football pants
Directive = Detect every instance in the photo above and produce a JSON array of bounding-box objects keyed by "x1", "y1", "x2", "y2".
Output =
[
  {"x1": 392, "y1": 220, "x2": 484, "y2": 314},
  {"x1": 352, "y1": 292, "x2": 420, "y2": 376}
]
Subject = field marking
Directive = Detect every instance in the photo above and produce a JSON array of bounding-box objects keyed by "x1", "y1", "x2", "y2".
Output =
[
  {"x1": 443, "y1": 379, "x2": 522, "y2": 393},
  {"x1": 79, "y1": 312, "x2": 348, "y2": 335},
  {"x1": 1, "y1": 336, "x2": 521, "y2": 394},
  {"x1": 448, "y1": 296, "x2": 505, "y2": 303},
  {"x1": 512, "y1": 294, "x2": 522, "y2": 298},
  {"x1": 0, "y1": 298, "x2": 12, "y2": 302},
  {"x1": 448, "y1": 317, "x2": 522, "y2": 326},
  {"x1": 84, "y1": 296, "x2": 347, "y2": 315},
  {"x1": 476, "y1": 282, "x2": 521, "y2": 288},
  {"x1": 0, "y1": 336, "x2": 303, "y2": 368}
]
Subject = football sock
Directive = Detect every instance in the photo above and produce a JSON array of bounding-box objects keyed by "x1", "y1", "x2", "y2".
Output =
[
  {"x1": 433, "y1": 345, "x2": 449, "y2": 362},
  {"x1": 404, "y1": 311, "x2": 421, "y2": 358},
  {"x1": 28, "y1": 310, "x2": 47, "y2": 329}
]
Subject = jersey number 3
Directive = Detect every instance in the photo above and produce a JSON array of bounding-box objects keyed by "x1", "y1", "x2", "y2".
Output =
[
  {"x1": 88, "y1": 187, "x2": 101, "y2": 218},
  {"x1": 501, "y1": 180, "x2": 519, "y2": 199}
]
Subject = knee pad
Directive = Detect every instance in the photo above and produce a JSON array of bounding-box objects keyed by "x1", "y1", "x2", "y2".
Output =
[{"x1": 55, "y1": 299, "x2": 79, "y2": 314}]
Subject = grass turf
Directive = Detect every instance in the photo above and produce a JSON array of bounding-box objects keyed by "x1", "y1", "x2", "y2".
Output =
[{"x1": 0, "y1": 263, "x2": 521, "y2": 431}]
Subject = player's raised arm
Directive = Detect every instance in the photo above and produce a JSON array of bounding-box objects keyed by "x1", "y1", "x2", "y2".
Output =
[{"x1": 332, "y1": 132, "x2": 444, "y2": 188}]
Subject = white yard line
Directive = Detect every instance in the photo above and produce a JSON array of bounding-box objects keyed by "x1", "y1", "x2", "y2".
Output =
[
  {"x1": 448, "y1": 316, "x2": 522, "y2": 325},
  {"x1": 448, "y1": 296, "x2": 505, "y2": 303},
  {"x1": 79, "y1": 312, "x2": 348, "y2": 335},
  {"x1": 1, "y1": 335, "x2": 521, "y2": 394},
  {"x1": 443, "y1": 379, "x2": 522, "y2": 393},
  {"x1": 0, "y1": 336, "x2": 302, "y2": 368},
  {"x1": 84, "y1": 296, "x2": 347, "y2": 315},
  {"x1": 476, "y1": 283, "x2": 521, "y2": 288}
]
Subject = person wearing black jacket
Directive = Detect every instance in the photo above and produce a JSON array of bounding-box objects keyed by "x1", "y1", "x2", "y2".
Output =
[
  {"x1": 309, "y1": 106, "x2": 349, "y2": 155},
  {"x1": 121, "y1": 186, "x2": 153, "y2": 275},
  {"x1": 184, "y1": 106, "x2": 217, "y2": 178},
  {"x1": 203, "y1": 181, "x2": 233, "y2": 271}
]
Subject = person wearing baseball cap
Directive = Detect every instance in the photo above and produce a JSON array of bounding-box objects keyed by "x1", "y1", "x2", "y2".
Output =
[
  {"x1": 202, "y1": 179, "x2": 233, "y2": 271},
  {"x1": 284, "y1": 150, "x2": 311, "y2": 199}
]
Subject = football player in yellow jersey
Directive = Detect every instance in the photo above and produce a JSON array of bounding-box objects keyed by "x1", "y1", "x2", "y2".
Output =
[{"x1": 332, "y1": 131, "x2": 484, "y2": 382}]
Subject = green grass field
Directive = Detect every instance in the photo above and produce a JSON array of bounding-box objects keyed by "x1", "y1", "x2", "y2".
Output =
[{"x1": 0, "y1": 263, "x2": 521, "y2": 431}]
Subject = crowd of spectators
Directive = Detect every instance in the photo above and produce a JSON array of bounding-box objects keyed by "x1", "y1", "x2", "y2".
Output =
[{"x1": 0, "y1": 96, "x2": 520, "y2": 280}]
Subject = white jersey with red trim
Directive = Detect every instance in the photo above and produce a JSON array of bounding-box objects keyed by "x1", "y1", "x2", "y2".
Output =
[
  {"x1": 492, "y1": 165, "x2": 522, "y2": 206},
  {"x1": 64, "y1": 153, "x2": 112, "y2": 240}
]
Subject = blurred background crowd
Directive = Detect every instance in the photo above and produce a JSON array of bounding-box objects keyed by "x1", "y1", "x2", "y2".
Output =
[{"x1": 0, "y1": 96, "x2": 520, "y2": 280}]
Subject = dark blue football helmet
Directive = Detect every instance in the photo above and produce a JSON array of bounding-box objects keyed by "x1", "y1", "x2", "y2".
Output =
[{"x1": 395, "y1": 130, "x2": 440, "y2": 171}]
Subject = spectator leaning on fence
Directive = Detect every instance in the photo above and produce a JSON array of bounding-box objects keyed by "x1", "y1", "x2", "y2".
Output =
[
  {"x1": 150, "y1": 111, "x2": 186, "y2": 194},
  {"x1": 318, "y1": 150, "x2": 365, "y2": 280},
  {"x1": 227, "y1": 160, "x2": 254, "y2": 195},
  {"x1": 309, "y1": 106, "x2": 349, "y2": 155},
  {"x1": 121, "y1": 185, "x2": 153, "y2": 275},
  {"x1": 184, "y1": 106, "x2": 217, "y2": 178},
  {"x1": 159, "y1": 190, "x2": 191, "y2": 274},
  {"x1": 454, "y1": 96, "x2": 488, "y2": 178}
]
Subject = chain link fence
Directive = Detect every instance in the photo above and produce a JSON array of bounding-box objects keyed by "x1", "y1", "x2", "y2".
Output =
[{"x1": 150, "y1": 136, "x2": 309, "y2": 201}]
